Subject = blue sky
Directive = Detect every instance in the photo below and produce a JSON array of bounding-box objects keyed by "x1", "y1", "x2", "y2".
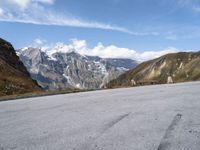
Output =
[{"x1": 0, "y1": 0, "x2": 200, "y2": 60}]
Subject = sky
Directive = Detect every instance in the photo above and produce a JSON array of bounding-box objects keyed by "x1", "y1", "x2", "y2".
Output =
[{"x1": 0, "y1": 0, "x2": 200, "y2": 61}]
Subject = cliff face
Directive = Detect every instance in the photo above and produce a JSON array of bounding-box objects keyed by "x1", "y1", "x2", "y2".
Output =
[
  {"x1": 18, "y1": 47, "x2": 137, "y2": 90},
  {"x1": 0, "y1": 38, "x2": 41, "y2": 96},
  {"x1": 107, "y1": 52, "x2": 200, "y2": 88}
]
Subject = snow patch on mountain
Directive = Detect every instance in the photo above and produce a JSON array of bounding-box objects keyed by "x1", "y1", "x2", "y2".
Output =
[{"x1": 17, "y1": 46, "x2": 138, "y2": 90}]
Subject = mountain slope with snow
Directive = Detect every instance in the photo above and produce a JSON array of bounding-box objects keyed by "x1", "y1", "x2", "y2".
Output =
[{"x1": 17, "y1": 47, "x2": 137, "y2": 90}]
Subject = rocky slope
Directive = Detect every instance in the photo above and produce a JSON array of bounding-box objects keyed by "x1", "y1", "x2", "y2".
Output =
[
  {"x1": 17, "y1": 47, "x2": 137, "y2": 90},
  {"x1": 0, "y1": 38, "x2": 41, "y2": 96},
  {"x1": 107, "y1": 51, "x2": 200, "y2": 88}
]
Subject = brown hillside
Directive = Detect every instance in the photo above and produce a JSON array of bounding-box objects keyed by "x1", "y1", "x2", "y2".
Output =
[
  {"x1": 107, "y1": 51, "x2": 200, "y2": 88},
  {"x1": 0, "y1": 38, "x2": 41, "y2": 96}
]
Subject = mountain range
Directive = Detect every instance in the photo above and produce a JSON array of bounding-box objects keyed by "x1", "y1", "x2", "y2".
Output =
[
  {"x1": 1, "y1": 37, "x2": 200, "y2": 96},
  {"x1": 107, "y1": 51, "x2": 200, "y2": 88},
  {"x1": 17, "y1": 47, "x2": 137, "y2": 90},
  {"x1": 0, "y1": 38, "x2": 41, "y2": 96}
]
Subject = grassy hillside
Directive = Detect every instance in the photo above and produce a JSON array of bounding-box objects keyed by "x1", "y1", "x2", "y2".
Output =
[{"x1": 107, "y1": 52, "x2": 200, "y2": 88}]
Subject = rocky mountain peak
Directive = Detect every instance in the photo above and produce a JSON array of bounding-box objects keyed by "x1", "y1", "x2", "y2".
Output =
[{"x1": 17, "y1": 46, "x2": 137, "y2": 90}]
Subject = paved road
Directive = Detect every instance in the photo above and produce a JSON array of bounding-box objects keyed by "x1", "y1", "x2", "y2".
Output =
[{"x1": 1, "y1": 82, "x2": 200, "y2": 150}]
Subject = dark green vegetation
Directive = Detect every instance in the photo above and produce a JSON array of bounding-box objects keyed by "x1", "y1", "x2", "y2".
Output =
[
  {"x1": 107, "y1": 52, "x2": 200, "y2": 88},
  {"x1": 0, "y1": 38, "x2": 41, "y2": 96}
]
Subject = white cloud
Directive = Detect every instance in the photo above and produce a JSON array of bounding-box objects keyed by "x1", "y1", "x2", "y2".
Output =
[
  {"x1": 7, "y1": 0, "x2": 54, "y2": 10},
  {"x1": 0, "y1": 8, "x2": 4, "y2": 15},
  {"x1": 137, "y1": 47, "x2": 179, "y2": 61},
  {"x1": 0, "y1": 0, "x2": 157, "y2": 35},
  {"x1": 7, "y1": 0, "x2": 30, "y2": 10},
  {"x1": 36, "y1": 39, "x2": 180, "y2": 62},
  {"x1": 34, "y1": 38, "x2": 47, "y2": 45},
  {"x1": 89, "y1": 43, "x2": 138, "y2": 59},
  {"x1": 86, "y1": 43, "x2": 179, "y2": 62},
  {"x1": 33, "y1": 0, "x2": 55, "y2": 5}
]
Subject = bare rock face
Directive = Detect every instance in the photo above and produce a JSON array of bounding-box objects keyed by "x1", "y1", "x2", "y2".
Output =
[
  {"x1": 17, "y1": 47, "x2": 137, "y2": 90},
  {"x1": 0, "y1": 38, "x2": 41, "y2": 96},
  {"x1": 107, "y1": 51, "x2": 200, "y2": 88}
]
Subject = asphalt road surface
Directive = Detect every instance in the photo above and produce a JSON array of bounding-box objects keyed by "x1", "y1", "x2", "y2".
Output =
[{"x1": 1, "y1": 82, "x2": 200, "y2": 150}]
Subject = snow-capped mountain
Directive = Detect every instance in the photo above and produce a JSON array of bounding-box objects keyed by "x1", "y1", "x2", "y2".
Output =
[{"x1": 17, "y1": 47, "x2": 137, "y2": 90}]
